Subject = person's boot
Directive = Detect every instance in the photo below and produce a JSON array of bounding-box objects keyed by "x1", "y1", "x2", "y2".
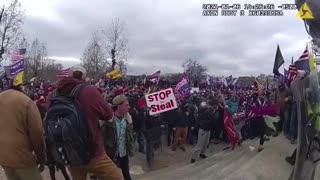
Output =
[
  {"x1": 257, "y1": 145, "x2": 264, "y2": 152},
  {"x1": 200, "y1": 154, "x2": 208, "y2": 159},
  {"x1": 191, "y1": 159, "x2": 196, "y2": 163},
  {"x1": 223, "y1": 144, "x2": 231, "y2": 151},
  {"x1": 272, "y1": 131, "x2": 279, "y2": 137},
  {"x1": 285, "y1": 156, "x2": 295, "y2": 166},
  {"x1": 180, "y1": 145, "x2": 186, "y2": 152},
  {"x1": 172, "y1": 145, "x2": 177, "y2": 151},
  {"x1": 238, "y1": 139, "x2": 243, "y2": 146},
  {"x1": 213, "y1": 139, "x2": 221, "y2": 144}
]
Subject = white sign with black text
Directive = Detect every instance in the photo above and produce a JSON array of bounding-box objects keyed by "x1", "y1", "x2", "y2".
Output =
[{"x1": 145, "y1": 88, "x2": 178, "y2": 115}]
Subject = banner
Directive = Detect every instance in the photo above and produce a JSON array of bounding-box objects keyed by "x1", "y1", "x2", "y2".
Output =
[
  {"x1": 223, "y1": 109, "x2": 239, "y2": 150},
  {"x1": 145, "y1": 88, "x2": 178, "y2": 115},
  {"x1": 107, "y1": 69, "x2": 122, "y2": 79},
  {"x1": 10, "y1": 60, "x2": 24, "y2": 77},
  {"x1": 174, "y1": 76, "x2": 191, "y2": 104},
  {"x1": 13, "y1": 71, "x2": 23, "y2": 86},
  {"x1": 249, "y1": 104, "x2": 278, "y2": 117}
]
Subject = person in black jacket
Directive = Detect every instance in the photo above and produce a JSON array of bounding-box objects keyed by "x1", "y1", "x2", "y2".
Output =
[
  {"x1": 191, "y1": 99, "x2": 217, "y2": 163},
  {"x1": 172, "y1": 102, "x2": 191, "y2": 151}
]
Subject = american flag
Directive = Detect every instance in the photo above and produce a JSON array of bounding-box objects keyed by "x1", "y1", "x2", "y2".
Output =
[
  {"x1": 287, "y1": 64, "x2": 297, "y2": 82},
  {"x1": 294, "y1": 46, "x2": 310, "y2": 71},
  {"x1": 255, "y1": 80, "x2": 265, "y2": 92},
  {"x1": 147, "y1": 70, "x2": 161, "y2": 79},
  {"x1": 11, "y1": 48, "x2": 26, "y2": 64},
  {"x1": 56, "y1": 68, "x2": 71, "y2": 78}
]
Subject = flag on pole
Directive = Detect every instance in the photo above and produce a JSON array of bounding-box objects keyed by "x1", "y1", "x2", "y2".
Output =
[
  {"x1": 232, "y1": 78, "x2": 239, "y2": 85},
  {"x1": 206, "y1": 74, "x2": 215, "y2": 90},
  {"x1": 56, "y1": 68, "x2": 71, "y2": 78},
  {"x1": 11, "y1": 48, "x2": 26, "y2": 64},
  {"x1": 13, "y1": 71, "x2": 23, "y2": 86},
  {"x1": 107, "y1": 69, "x2": 122, "y2": 79},
  {"x1": 273, "y1": 45, "x2": 285, "y2": 76},
  {"x1": 255, "y1": 79, "x2": 265, "y2": 92},
  {"x1": 295, "y1": 46, "x2": 312, "y2": 71},
  {"x1": 146, "y1": 70, "x2": 161, "y2": 85},
  {"x1": 226, "y1": 75, "x2": 232, "y2": 85},
  {"x1": 175, "y1": 75, "x2": 191, "y2": 104},
  {"x1": 309, "y1": 54, "x2": 316, "y2": 71},
  {"x1": 10, "y1": 60, "x2": 24, "y2": 77},
  {"x1": 183, "y1": 61, "x2": 191, "y2": 72},
  {"x1": 223, "y1": 110, "x2": 239, "y2": 150},
  {"x1": 288, "y1": 64, "x2": 297, "y2": 82}
]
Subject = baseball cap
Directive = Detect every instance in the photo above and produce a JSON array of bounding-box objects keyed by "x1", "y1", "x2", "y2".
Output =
[
  {"x1": 70, "y1": 65, "x2": 87, "y2": 79},
  {"x1": 112, "y1": 95, "x2": 127, "y2": 106}
]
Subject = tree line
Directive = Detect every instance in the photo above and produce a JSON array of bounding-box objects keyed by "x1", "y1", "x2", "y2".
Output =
[
  {"x1": 1, "y1": 0, "x2": 209, "y2": 82},
  {"x1": 0, "y1": 0, "x2": 131, "y2": 81}
]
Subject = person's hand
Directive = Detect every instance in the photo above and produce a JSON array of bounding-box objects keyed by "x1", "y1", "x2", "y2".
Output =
[
  {"x1": 173, "y1": 128, "x2": 176, "y2": 131},
  {"x1": 284, "y1": 97, "x2": 289, "y2": 102},
  {"x1": 191, "y1": 127, "x2": 194, "y2": 130}
]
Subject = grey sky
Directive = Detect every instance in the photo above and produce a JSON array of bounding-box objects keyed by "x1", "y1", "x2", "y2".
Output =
[{"x1": 19, "y1": 0, "x2": 309, "y2": 76}]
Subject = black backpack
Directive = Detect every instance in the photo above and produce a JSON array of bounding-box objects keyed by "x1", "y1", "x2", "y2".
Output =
[{"x1": 45, "y1": 84, "x2": 95, "y2": 167}]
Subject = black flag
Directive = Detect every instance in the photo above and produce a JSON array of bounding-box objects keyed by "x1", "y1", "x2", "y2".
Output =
[{"x1": 273, "y1": 45, "x2": 285, "y2": 76}]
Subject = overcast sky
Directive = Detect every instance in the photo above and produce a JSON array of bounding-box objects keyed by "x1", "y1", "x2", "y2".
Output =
[{"x1": 16, "y1": 0, "x2": 309, "y2": 76}]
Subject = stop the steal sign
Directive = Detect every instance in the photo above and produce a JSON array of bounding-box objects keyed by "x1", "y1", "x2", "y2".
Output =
[{"x1": 145, "y1": 88, "x2": 178, "y2": 115}]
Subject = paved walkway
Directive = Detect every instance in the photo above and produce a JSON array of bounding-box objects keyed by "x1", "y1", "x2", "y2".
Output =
[{"x1": 0, "y1": 135, "x2": 295, "y2": 179}]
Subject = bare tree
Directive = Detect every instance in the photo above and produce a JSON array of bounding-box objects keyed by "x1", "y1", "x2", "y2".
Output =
[
  {"x1": 102, "y1": 18, "x2": 128, "y2": 70},
  {"x1": 116, "y1": 60, "x2": 127, "y2": 76},
  {"x1": 184, "y1": 58, "x2": 208, "y2": 85},
  {"x1": 81, "y1": 32, "x2": 109, "y2": 79},
  {"x1": 0, "y1": 0, "x2": 24, "y2": 61},
  {"x1": 24, "y1": 38, "x2": 52, "y2": 78},
  {"x1": 42, "y1": 62, "x2": 63, "y2": 80}
]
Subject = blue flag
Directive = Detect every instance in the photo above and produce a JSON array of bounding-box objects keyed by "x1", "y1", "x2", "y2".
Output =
[{"x1": 10, "y1": 60, "x2": 24, "y2": 77}]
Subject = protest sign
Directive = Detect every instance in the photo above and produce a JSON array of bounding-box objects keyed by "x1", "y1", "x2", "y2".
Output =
[{"x1": 145, "y1": 88, "x2": 178, "y2": 115}]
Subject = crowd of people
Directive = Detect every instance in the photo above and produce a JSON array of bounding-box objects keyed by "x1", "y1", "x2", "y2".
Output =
[{"x1": 0, "y1": 65, "x2": 298, "y2": 180}]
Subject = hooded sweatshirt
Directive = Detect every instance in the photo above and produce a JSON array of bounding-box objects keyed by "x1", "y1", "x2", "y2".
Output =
[
  {"x1": 47, "y1": 77, "x2": 113, "y2": 158},
  {"x1": 226, "y1": 96, "x2": 240, "y2": 116}
]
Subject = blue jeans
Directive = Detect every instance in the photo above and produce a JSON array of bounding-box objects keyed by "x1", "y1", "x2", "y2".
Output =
[{"x1": 289, "y1": 103, "x2": 297, "y2": 139}]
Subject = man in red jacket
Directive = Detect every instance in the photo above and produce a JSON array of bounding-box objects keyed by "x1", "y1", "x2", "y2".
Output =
[{"x1": 47, "y1": 66, "x2": 122, "y2": 180}]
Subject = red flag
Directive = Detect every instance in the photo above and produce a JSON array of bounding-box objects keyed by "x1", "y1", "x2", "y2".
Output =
[{"x1": 223, "y1": 109, "x2": 239, "y2": 150}]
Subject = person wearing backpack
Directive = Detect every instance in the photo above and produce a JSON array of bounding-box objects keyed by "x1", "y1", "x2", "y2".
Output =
[
  {"x1": 101, "y1": 95, "x2": 135, "y2": 180},
  {"x1": 46, "y1": 66, "x2": 121, "y2": 180}
]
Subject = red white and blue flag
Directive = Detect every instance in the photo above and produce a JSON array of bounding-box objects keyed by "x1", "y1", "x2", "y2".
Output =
[
  {"x1": 11, "y1": 48, "x2": 26, "y2": 64},
  {"x1": 146, "y1": 70, "x2": 161, "y2": 85},
  {"x1": 287, "y1": 64, "x2": 297, "y2": 82},
  {"x1": 295, "y1": 46, "x2": 310, "y2": 71},
  {"x1": 174, "y1": 75, "x2": 191, "y2": 104},
  {"x1": 56, "y1": 68, "x2": 71, "y2": 78}
]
